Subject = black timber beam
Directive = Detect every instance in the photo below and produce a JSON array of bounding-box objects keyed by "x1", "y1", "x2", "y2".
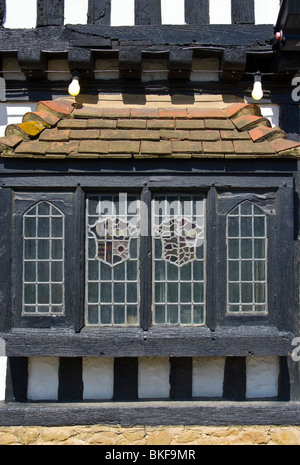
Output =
[
  {"x1": 0, "y1": 25, "x2": 274, "y2": 51},
  {"x1": 1, "y1": 401, "x2": 300, "y2": 427},
  {"x1": 37, "y1": 0, "x2": 64, "y2": 27},
  {"x1": 0, "y1": 0, "x2": 4, "y2": 27}
]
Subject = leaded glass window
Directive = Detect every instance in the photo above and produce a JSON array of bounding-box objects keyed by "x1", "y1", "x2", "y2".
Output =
[
  {"x1": 152, "y1": 195, "x2": 206, "y2": 325},
  {"x1": 23, "y1": 202, "x2": 65, "y2": 315},
  {"x1": 227, "y1": 201, "x2": 267, "y2": 314},
  {"x1": 86, "y1": 194, "x2": 140, "y2": 326}
]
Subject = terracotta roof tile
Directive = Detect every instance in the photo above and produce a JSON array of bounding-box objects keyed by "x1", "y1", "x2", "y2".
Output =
[
  {"x1": 249, "y1": 126, "x2": 287, "y2": 142},
  {"x1": 1, "y1": 98, "x2": 299, "y2": 160},
  {"x1": 232, "y1": 115, "x2": 271, "y2": 131},
  {"x1": 37, "y1": 99, "x2": 75, "y2": 118}
]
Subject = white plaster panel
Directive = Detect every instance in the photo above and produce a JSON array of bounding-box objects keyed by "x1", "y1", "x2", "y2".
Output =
[
  {"x1": 82, "y1": 357, "x2": 114, "y2": 400},
  {"x1": 0, "y1": 103, "x2": 37, "y2": 137},
  {"x1": 192, "y1": 357, "x2": 225, "y2": 397},
  {"x1": 111, "y1": 0, "x2": 135, "y2": 26},
  {"x1": 64, "y1": 0, "x2": 89, "y2": 24},
  {"x1": 254, "y1": 0, "x2": 280, "y2": 25},
  {"x1": 4, "y1": 0, "x2": 37, "y2": 29},
  {"x1": 0, "y1": 357, "x2": 7, "y2": 401},
  {"x1": 209, "y1": 0, "x2": 231, "y2": 24},
  {"x1": 138, "y1": 357, "x2": 170, "y2": 398},
  {"x1": 94, "y1": 59, "x2": 119, "y2": 80},
  {"x1": 47, "y1": 59, "x2": 72, "y2": 82},
  {"x1": 2, "y1": 57, "x2": 26, "y2": 81},
  {"x1": 141, "y1": 58, "x2": 169, "y2": 82},
  {"x1": 27, "y1": 357, "x2": 59, "y2": 401},
  {"x1": 190, "y1": 58, "x2": 220, "y2": 82},
  {"x1": 259, "y1": 104, "x2": 280, "y2": 128},
  {"x1": 161, "y1": 0, "x2": 185, "y2": 25},
  {"x1": 246, "y1": 356, "x2": 279, "y2": 398}
]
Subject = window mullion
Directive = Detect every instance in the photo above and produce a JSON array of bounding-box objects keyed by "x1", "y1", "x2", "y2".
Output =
[{"x1": 140, "y1": 186, "x2": 152, "y2": 330}]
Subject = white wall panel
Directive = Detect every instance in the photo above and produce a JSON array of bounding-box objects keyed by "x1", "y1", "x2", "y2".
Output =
[
  {"x1": 27, "y1": 357, "x2": 59, "y2": 401},
  {"x1": 4, "y1": 0, "x2": 37, "y2": 29},
  {"x1": 64, "y1": 0, "x2": 89, "y2": 24},
  {"x1": 0, "y1": 357, "x2": 7, "y2": 401},
  {"x1": 193, "y1": 357, "x2": 225, "y2": 397},
  {"x1": 111, "y1": 0, "x2": 135, "y2": 26},
  {"x1": 0, "y1": 103, "x2": 37, "y2": 137},
  {"x1": 209, "y1": 0, "x2": 231, "y2": 24},
  {"x1": 259, "y1": 104, "x2": 280, "y2": 128},
  {"x1": 161, "y1": 0, "x2": 185, "y2": 25},
  {"x1": 138, "y1": 357, "x2": 170, "y2": 398},
  {"x1": 254, "y1": 0, "x2": 280, "y2": 25},
  {"x1": 246, "y1": 356, "x2": 279, "y2": 398},
  {"x1": 82, "y1": 357, "x2": 114, "y2": 400}
]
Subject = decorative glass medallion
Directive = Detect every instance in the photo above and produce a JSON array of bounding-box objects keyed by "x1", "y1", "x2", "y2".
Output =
[
  {"x1": 89, "y1": 216, "x2": 139, "y2": 267},
  {"x1": 152, "y1": 195, "x2": 206, "y2": 326},
  {"x1": 86, "y1": 194, "x2": 140, "y2": 326}
]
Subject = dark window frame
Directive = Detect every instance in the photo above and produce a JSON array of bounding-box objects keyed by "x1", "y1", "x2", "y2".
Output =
[{"x1": 0, "y1": 171, "x2": 295, "y2": 340}]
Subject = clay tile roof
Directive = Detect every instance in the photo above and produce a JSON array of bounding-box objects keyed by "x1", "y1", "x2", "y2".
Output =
[{"x1": 1, "y1": 98, "x2": 300, "y2": 160}]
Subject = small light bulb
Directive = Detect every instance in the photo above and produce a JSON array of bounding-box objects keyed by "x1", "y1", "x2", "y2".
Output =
[
  {"x1": 251, "y1": 74, "x2": 263, "y2": 101},
  {"x1": 68, "y1": 76, "x2": 80, "y2": 97}
]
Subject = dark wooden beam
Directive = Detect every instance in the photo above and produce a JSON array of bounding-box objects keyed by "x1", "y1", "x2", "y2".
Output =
[
  {"x1": 170, "y1": 358, "x2": 192, "y2": 400},
  {"x1": 135, "y1": 0, "x2": 161, "y2": 25},
  {"x1": 0, "y1": 189, "x2": 12, "y2": 332},
  {"x1": 88, "y1": 0, "x2": 111, "y2": 25},
  {"x1": 0, "y1": 0, "x2": 5, "y2": 27},
  {"x1": 113, "y1": 358, "x2": 138, "y2": 400},
  {"x1": 37, "y1": 0, "x2": 64, "y2": 27},
  {"x1": 6, "y1": 357, "x2": 28, "y2": 402},
  {"x1": 58, "y1": 357, "x2": 83, "y2": 402},
  {"x1": 223, "y1": 357, "x2": 246, "y2": 401},
  {"x1": 232, "y1": 0, "x2": 254, "y2": 24},
  {"x1": 278, "y1": 356, "x2": 291, "y2": 401},
  {"x1": 185, "y1": 0, "x2": 209, "y2": 25}
]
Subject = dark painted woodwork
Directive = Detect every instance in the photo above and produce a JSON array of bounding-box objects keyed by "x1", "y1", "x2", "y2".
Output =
[
  {"x1": 74, "y1": 186, "x2": 85, "y2": 333},
  {"x1": 0, "y1": 25, "x2": 274, "y2": 52},
  {"x1": 1, "y1": 401, "x2": 300, "y2": 427},
  {"x1": 58, "y1": 357, "x2": 83, "y2": 402},
  {"x1": 232, "y1": 0, "x2": 254, "y2": 24},
  {"x1": 88, "y1": 0, "x2": 111, "y2": 25},
  {"x1": 223, "y1": 357, "x2": 246, "y2": 401},
  {"x1": 185, "y1": 0, "x2": 209, "y2": 25},
  {"x1": 118, "y1": 48, "x2": 142, "y2": 80},
  {"x1": 170, "y1": 358, "x2": 192, "y2": 400},
  {"x1": 280, "y1": 104, "x2": 300, "y2": 142},
  {"x1": 113, "y1": 358, "x2": 138, "y2": 400},
  {"x1": 5, "y1": 357, "x2": 28, "y2": 402},
  {"x1": 278, "y1": 357, "x2": 291, "y2": 401},
  {"x1": 0, "y1": 0, "x2": 5, "y2": 27},
  {"x1": 220, "y1": 46, "x2": 247, "y2": 81},
  {"x1": 3, "y1": 327, "x2": 295, "y2": 358},
  {"x1": 37, "y1": 0, "x2": 64, "y2": 27},
  {"x1": 18, "y1": 48, "x2": 47, "y2": 80},
  {"x1": 135, "y1": 0, "x2": 161, "y2": 25},
  {"x1": 68, "y1": 48, "x2": 94, "y2": 73},
  {"x1": 169, "y1": 48, "x2": 193, "y2": 80},
  {"x1": 140, "y1": 187, "x2": 152, "y2": 331},
  {"x1": 0, "y1": 188, "x2": 11, "y2": 332}
]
